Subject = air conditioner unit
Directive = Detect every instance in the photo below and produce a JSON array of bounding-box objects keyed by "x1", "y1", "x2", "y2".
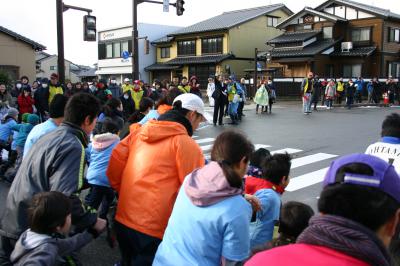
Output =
[{"x1": 341, "y1": 42, "x2": 353, "y2": 52}]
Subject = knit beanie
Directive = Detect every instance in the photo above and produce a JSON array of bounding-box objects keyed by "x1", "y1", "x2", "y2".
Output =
[
  {"x1": 27, "y1": 114, "x2": 40, "y2": 125},
  {"x1": 21, "y1": 113, "x2": 30, "y2": 123}
]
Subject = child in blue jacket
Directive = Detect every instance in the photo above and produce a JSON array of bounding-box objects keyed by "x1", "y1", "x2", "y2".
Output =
[{"x1": 0, "y1": 108, "x2": 18, "y2": 167}]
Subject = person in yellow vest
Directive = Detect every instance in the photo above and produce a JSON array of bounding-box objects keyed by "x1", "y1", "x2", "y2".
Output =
[
  {"x1": 301, "y1": 72, "x2": 314, "y2": 114},
  {"x1": 336, "y1": 77, "x2": 345, "y2": 104},
  {"x1": 178, "y1": 77, "x2": 191, "y2": 94},
  {"x1": 131, "y1": 80, "x2": 144, "y2": 110},
  {"x1": 122, "y1": 78, "x2": 134, "y2": 94},
  {"x1": 48, "y1": 73, "x2": 64, "y2": 105}
]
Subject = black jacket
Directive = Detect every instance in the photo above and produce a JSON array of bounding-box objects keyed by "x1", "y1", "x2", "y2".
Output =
[
  {"x1": 33, "y1": 86, "x2": 50, "y2": 114},
  {"x1": 0, "y1": 123, "x2": 97, "y2": 240},
  {"x1": 212, "y1": 79, "x2": 227, "y2": 101},
  {"x1": 120, "y1": 94, "x2": 135, "y2": 119}
]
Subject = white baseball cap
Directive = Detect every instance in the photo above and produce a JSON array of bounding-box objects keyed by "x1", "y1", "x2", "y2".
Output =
[
  {"x1": 124, "y1": 78, "x2": 130, "y2": 82},
  {"x1": 173, "y1": 93, "x2": 206, "y2": 121}
]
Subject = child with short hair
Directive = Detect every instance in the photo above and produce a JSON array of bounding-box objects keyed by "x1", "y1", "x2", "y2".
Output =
[
  {"x1": 245, "y1": 148, "x2": 271, "y2": 193},
  {"x1": 10, "y1": 191, "x2": 105, "y2": 265},
  {"x1": 251, "y1": 201, "x2": 314, "y2": 254},
  {"x1": 247, "y1": 153, "x2": 292, "y2": 249}
]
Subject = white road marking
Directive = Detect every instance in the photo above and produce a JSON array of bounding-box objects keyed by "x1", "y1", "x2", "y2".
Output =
[
  {"x1": 291, "y1": 153, "x2": 337, "y2": 169},
  {"x1": 195, "y1": 138, "x2": 215, "y2": 144},
  {"x1": 286, "y1": 167, "x2": 329, "y2": 192},
  {"x1": 270, "y1": 148, "x2": 302, "y2": 155},
  {"x1": 201, "y1": 145, "x2": 213, "y2": 152},
  {"x1": 254, "y1": 144, "x2": 272, "y2": 150}
]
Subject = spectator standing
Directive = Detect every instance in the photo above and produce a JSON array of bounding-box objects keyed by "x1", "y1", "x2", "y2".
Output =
[
  {"x1": 189, "y1": 76, "x2": 201, "y2": 97},
  {"x1": 119, "y1": 91, "x2": 135, "y2": 120},
  {"x1": 121, "y1": 78, "x2": 133, "y2": 94},
  {"x1": 0, "y1": 93, "x2": 104, "y2": 264},
  {"x1": 212, "y1": 75, "x2": 227, "y2": 126},
  {"x1": 355, "y1": 77, "x2": 365, "y2": 103},
  {"x1": 178, "y1": 77, "x2": 191, "y2": 94},
  {"x1": 227, "y1": 77, "x2": 239, "y2": 125},
  {"x1": 345, "y1": 79, "x2": 356, "y2": 109},
  {"x1": 64, "y1": 81, "x2": 74, "y2": 98},
  {"x1": 48, "y1": 73, "x2": 64, "y2": 105},
  {"x1": 246, "y1": 153, "x2": 400, "y2": 266},
  {"x1": 266, "y1": 80, "x2": 276, "y2": 114},
  {"x1": 17, "y1": 88, "x2": 35, "y2": 115},
  {"x1": 153, "y1": 130, "x2": 254, "y2": 266},
  {"x1": 95, "y1": 80, "x2": 112, "y2": 105},
  {"x1": 301, "y1": 72, "x2": 314, "y2": 114},
  {"x1": 0, "y1": 108, "x2": 18, "y2": 165},
  {"x1": 237, "y1": 78, "x2": 247, "y2": 118},
  {"x1": 0, "y1": 84, "x2": 13, "y2": 109},
  {"x1": 109, "y1": 77, "x2": 122, "y2": 98},
  {"x1": 171, "y1": 76, "x2": 180, "y2": 87},
  {"x1": 336, "y1": 78, "x2": 345, "y2": 104},
  {"x1": 107, "y1": 93, "x2": 206, "y2": 265},
  {"x1": 325, "y1": 79, "x2": 336, "y2": 110},
  {"x1": 131, "y1": 81, "x2": 144, "y2": 110},
  {"x1": 254, "y1": 82, "x2": 268, "y2": 114},
  {"x1": 206, "y1": 78, "x2": 215, "y2": 107},
  {"x1": 311, "y1": 76, "x2": 321, "y2": 111},
  {"x1": 385, "y1": 77, "x2": 397, "y2": 105},
  {"x1": 34, "y1": 78, "x2": 50, "y2": 122}
]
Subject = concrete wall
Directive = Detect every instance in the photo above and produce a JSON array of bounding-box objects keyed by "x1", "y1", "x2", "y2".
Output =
[
  {"x1": 229, "y1": 8, "x2": 290, "y2": 58},
  {"x1": 0, "y1": 32, "x2": 36, "y2": 82}
]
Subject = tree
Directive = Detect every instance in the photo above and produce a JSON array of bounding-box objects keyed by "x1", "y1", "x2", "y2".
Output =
[{"x1": 0, "y1": 71, "x2": 11, "y2": 87}]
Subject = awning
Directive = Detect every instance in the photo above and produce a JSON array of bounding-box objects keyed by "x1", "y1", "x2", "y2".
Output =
[
  {"x1": 330, "y1": 47, "x2": 377, "y2": 57},
  {"x1": 144, "y1": 63, "x2": 181, "y2": 71},
  {"x1": 166, "y1": 54, "x2": 233, "y2": 65},
  {"x1": 275, "y1": 57, "x2": 315, "y2": 63}
]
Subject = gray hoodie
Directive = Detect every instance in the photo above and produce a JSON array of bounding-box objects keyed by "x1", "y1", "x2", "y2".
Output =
[{"x1": 11, "y1": 229, "x2": 93, "y2": 266}]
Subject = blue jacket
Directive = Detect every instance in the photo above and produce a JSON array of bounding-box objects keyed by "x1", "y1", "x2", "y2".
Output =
[
  {"x1": 12, "y1": 123, "x2": 34, "y2": 148},
  {"x1": 23, "y1": 119, "x2": 58, "y2": 158},
  {"x1": 0, "y1": 118, "x2": 17, "y2": 142},
  {"x1": 86, "y1": 133, "x2": 120, "y2": 187},
  {"x1": 249, "y1": 188, "x2": 281, "y2": 249},
  {"x1": 355, "y1": 80, "x2": 364, "y2": 92}
]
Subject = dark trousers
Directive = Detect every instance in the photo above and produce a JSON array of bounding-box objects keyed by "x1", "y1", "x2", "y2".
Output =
[
  {"x1": 0, "y1": 236, "x2": 16, "y2": 266},
  {"x1": 213, "y1": 98, "x2": 225, "y2": 125},
  {"x1": 114, "y1": 221, "x2": 161, "y2": 266},
  {"x1": 346, "y1": 96, "x2": 354, "y2": 109},
  {"x1": 85, "y1": 184, "x2": 115, "y2": 219},
  {"x1": 238, "y1": 101, "x2": 244, "y2": 119}
]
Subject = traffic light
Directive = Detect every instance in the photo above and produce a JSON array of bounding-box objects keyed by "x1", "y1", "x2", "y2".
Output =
[
  {"x1": 176, "y1": 0, "x2": 185, "y2": 16},
  {"x1": 144, "y1": 39, "x2": 150, "y2": 55},
  {"x1": 83, "y1": 15, "x2": 96, "y2": 41}
]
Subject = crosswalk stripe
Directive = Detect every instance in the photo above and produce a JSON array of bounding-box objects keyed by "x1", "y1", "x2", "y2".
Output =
[
  {"x1": 201, "y1": 145, "x2": 213, "y2": 152},
  {"x1": 270, "y1": 148, "x2": 302, "y2": 155},
  {"x1": 192, "y1": 135, "x2": 199, "y2": 139},
  {"x1": 286, "y1": 167, "x2": 329, "y2": 192},
  {"x1": 195, "y1": 138, "x2": 215, "y2": 144},
  {"x1": 291, "y1": 153, "x2": 337, "y2": 169},
  {"x1": 254, "y1": 144, "x2": 272, "y2": 150}
]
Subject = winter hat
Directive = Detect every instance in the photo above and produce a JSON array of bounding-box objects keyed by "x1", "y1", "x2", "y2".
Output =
[
  {"x1": 23, "y1": 86, "x2": 31, "y2": 93},
  {"x1": 21, "y1": 113, "x2": 30, "y2": 123},
  {"x1": 49, "y1": 94, "x2": 68, "y2": 118},
  {"x1": 7, "y1": 108, "x2": 19, "y2": 118},
  {"x1": 323, "y1": 153, "x2": 400, "y2": 203},
  {"x1": 50, "y1": 73, "x2": 59, "y2": 80},
  {"x1": 27, "y1": 114, "x2": 40, "y2": 125},
  {"x1": 173, "y1": 93, "x2": 206, "y2": 122}
]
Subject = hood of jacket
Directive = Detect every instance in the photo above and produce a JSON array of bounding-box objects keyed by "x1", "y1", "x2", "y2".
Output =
[
  {"x1": 92, "y1": 133, "x2": 120, "y2": 150},
  {"x1": 184, "y1": 161, "x2": 243, "y2": 207},
  {"x1": 139, "y1": 110, "x2": 192, "y2": 143},
  {"x1": 157, "y1": 104, "x2": 172, "y2": 115},
  {"x1": 11, "y1": 229, "x2": 54, "y2": 262}
]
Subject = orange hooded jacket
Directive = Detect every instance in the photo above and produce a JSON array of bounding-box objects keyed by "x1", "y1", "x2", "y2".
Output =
[{"x1": 107, "y1": 119, "x2": 204, "y2": 239}]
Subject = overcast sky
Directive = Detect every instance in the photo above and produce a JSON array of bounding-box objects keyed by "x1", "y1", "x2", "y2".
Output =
[{"x1": 1, "y1": 0, "x2": 398, "y2": 66}]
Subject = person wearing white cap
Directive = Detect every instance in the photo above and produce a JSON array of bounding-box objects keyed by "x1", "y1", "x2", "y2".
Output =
[
  {"x1": 107, "y1": 92, "x2": 206, "y2": 265},
  {"x1": 122, "y1": 78, "x2": 133, "y2": 95}
]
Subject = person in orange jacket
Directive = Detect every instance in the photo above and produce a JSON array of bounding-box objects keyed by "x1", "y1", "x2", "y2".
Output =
[{"x1": 107, "y1": 93, "x2": 207, "y2": 266}]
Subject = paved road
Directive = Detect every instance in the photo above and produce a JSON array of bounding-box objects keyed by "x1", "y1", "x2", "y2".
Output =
[{"x1": 0, "y1": 103, "x2": 398, "y2": 265}]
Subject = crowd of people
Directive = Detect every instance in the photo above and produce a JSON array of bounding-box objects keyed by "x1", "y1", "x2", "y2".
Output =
[
  {"x1": 301, "y1": 72, "x2": 400, "y2": 114},
  {"x1": 0, "y1": 72, "x2": 399, "y2": 266}
]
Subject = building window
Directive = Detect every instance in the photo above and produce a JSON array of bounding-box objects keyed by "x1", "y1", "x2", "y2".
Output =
[
  {"x1": 161, "y1": 47, "x2": 170, "y2": 58},
  {"x1": 113, "y1": 43, "x2": 121, "y2": 58},
  {"x1": 351, "y1": 28, "x2": 371, "y2": 42},
  {"x1": 50, "y1": 66, "x2": 57, "y2": 71},
  {"x1": 323, "y1": 27, "x2": 333, "y2": 39},
  {"x1": 389, "y1": 28, "x2": 400, "y2": 42},
  {"x1": 303, "y1": 25, "x2": 312, "y2": 30},
  {"x1": 343, "y1": 64, "x2": 361, "y2": 77},
  {"x1": 267, "y1": 16, "x2": 278, "y2": 27},
  {"x1": 177, "y1": 40, "x2": 196, "y2": 56},
  {"x1": 106, "y1": 43, "x2": 113, "y2": 58},
  {"x1": 121, "y1": 41, "x2": 129, "y2": 53},
  {"x1": 202, "y1": 37, "x2": 223, "y2": 54},
  {"x1": 388, "y1": 62, "x2": 400, "y2": 77}
]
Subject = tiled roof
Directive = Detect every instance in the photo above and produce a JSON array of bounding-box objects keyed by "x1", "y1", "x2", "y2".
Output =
[
  {"x1": 151, "y1": 36, "x2": 174, "y2": 45},
  {"x1": 330, "y1": 46, "x2": 376, "y2": 57},
  {"x1": 271, "y1": 39, "x2": 339, "y2": 58},
  {"x1": 0, "y1": 26, "x2": 46, "y2": 51},
  {"x1": 169, "y1": 4, "x2": 292, "y2": 36},
  {"x1": 276, "y1": 7, "x2": 347, "y2": 29},
  {"x1": 144, "y1": 63, "x2": 181, "y2": 71},
  {"x1": 166, "y1": 54, "x2": 233, "y2": 65},
  {"x1": 267, "y1": 30, "x2": 321, "y2": 44},
  {"x1": 315, "y1": 0, "x2": 400, "y2": 20},
  {"x1": 76, "y1": 68, "x2": 97, "y2": 77}
]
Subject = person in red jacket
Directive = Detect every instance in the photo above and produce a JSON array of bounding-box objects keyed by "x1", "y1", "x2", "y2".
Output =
[
  {"x1": 17, "y1": 87, "x2": 35, "y2": 115},
  {"x1": 246, "y1": 154, "x2": 400, "y2": 266}
]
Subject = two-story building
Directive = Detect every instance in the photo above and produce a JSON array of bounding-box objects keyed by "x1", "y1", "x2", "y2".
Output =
[
  {"x1": 146, "y1": 4, "x2": 293, "y2": 87},
  {"x1": 265, "y1": 0, "x2": 400, "y2": 78}
]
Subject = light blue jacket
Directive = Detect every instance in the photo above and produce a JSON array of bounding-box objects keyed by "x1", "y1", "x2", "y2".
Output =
[
  {"x1": 249, "y1": 188, "x2": 281, "y2": 248},
  {"x1": 86, "y1": 133, "x2": 120, "y2": 187},
  {"x1": 24, "y1": 119, "x2": 58, "y2": 157},
  {"x1": 0, "y1": 118, "x2": 17, "y2": 142}
]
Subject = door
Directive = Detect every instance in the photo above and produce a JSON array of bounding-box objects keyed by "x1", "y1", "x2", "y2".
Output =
[{"x1": 188, "y1": 65, "x2": 216, "y2": 90}]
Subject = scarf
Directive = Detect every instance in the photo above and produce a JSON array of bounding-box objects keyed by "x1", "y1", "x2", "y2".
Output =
[
  {"x1": 245, "y1": 176, "x2": 285, "y2": 195},
  {"x1": 297, "y1": 215, "x2": 391, "y2": 266}
]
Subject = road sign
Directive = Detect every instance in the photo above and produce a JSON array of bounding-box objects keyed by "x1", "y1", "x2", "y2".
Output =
[
  {"x1": 163, "y1": 0, "x2": 169, "y2": 12},
  {"x1": 122, "y1": 51, "x2": 130, "y2": 59}
]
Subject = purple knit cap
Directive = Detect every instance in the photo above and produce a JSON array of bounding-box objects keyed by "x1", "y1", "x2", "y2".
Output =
[{"x1": 323, "y1": 153, "x2": 400, "y2": 203}]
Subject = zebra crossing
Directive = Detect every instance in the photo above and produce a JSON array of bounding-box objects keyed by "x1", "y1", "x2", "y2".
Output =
[{"x1": 193, "y1": 135, "x2": 338, "y2": 193}]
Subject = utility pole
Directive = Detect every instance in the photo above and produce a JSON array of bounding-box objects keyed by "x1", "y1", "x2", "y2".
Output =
[
  {"x1": 56, "y1": 0, "x2": 65, "y2": 84},
  {"x1": 131, "y1": 0, "x2": 184, "y2": 81},
  {"x1": 132, "y1": 0, "x2": 139, "y2": 80}
]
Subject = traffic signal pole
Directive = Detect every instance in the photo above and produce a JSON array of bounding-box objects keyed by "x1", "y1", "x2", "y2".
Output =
[
  {"x1": 56, "y1": 0, "x2": 93, "y2": 85},
  {"x1": 131, "y1": 0, "x2": 183, "y2": 81}
]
